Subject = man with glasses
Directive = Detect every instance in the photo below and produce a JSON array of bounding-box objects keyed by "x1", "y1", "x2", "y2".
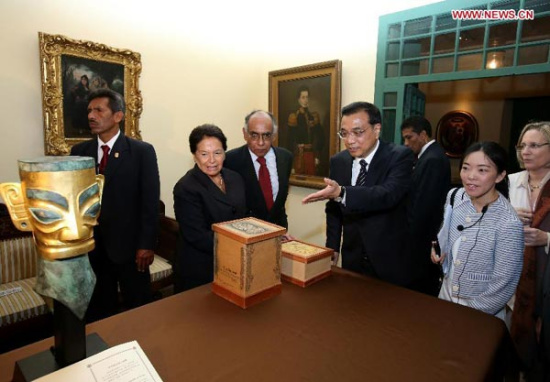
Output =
[
  {"x1": 225, "y1": 110, "x2": 293, "y2": 229},
  {"x1": 303, "y1": 102, "x2": 415, "y2": 287}
]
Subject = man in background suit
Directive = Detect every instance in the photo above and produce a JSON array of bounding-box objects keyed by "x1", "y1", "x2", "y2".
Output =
[
  {"x1": 401, "y1": 116, "x2": 451, "y2": 296},
  {"x1": 225, "y1": 110, "x2": 293, "y2": 229},
  {"x1": 71, "y1": 89, "x2": 160, "y2": 321},
  {"x1": 302, "y1": 102, "x2": 414, "y2": 287}
]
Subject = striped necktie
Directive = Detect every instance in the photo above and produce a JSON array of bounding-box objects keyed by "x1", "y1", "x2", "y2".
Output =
[{"x1": 356, "y1": 159, "x2": 368, "y2": 186}]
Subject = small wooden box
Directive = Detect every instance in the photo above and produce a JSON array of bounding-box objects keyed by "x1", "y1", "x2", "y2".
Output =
[
  {"x1": 212, "y1": 217, "x2": 286, "y2": 308},
  {"x1": 281, "y1": 240, "x2": 333, "y2": 287}
]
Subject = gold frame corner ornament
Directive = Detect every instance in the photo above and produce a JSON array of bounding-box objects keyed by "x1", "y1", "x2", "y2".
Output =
[{"x1": 38, "y1": 32, "x2": 143, "y2": 155}]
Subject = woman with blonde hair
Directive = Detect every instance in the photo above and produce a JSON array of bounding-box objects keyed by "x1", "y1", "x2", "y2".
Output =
[{"x1": 509, "y1": 121, "x2": 550, "y2": 381}]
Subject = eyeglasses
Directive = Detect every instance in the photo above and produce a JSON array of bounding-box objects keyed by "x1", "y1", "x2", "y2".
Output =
[
  {"x1": 515, "y1": 143, "x2": 550, "y2": 151},
  {"x1": 248, "y1": 132, "x2": 273, "y2": 141},
  {"x1": 337, "y1": 129, "x2": 366, "y2": 140}
]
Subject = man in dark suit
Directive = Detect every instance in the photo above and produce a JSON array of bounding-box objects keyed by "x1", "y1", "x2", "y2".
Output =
[
  {"x1": 401, "y1": 116, "x2": 451, "y2": 296},
  {"x1": 71, "y1": 89, "x2": 160, "y2": 321},
  {"x1": 225, "y1": 110, "x2": 293, "y2": 229},
  {"x1": 303, "y1": 102, "x2": 414, "y2": 287}
]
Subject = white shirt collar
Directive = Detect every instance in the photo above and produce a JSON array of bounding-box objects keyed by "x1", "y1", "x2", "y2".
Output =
[
  {"x1": 354, "y1": 139, "x2": 379, "y2": 165},
  {"x1": 514, "y1": 170, "x2": 550, "y2": 190},
  {"x1": 418, "y1": 139, "x2": 435, "y2": 158},
  {"x1": 97, "y1": 129, "x2": 121, "y2": 149},
  {"x1": 248, "y1": 147, "x2": 275, "y2": 163},
  {"x1": 514, "y1": 171, "x2": 530, "y2": 190}
]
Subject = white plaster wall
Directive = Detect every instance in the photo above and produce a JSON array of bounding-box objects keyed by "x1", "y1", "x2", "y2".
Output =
[{"x1": 0, "y1": 0, "x2": 439, "y2": 246}]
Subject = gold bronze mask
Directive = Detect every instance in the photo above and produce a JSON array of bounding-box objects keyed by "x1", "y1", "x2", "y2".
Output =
[{"x1": 0, "y1": 156, "x2": 104, "y2": 260}]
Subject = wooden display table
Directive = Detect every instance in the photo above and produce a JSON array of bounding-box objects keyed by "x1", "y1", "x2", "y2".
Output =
[{"x1": 0, "y1": 268, "x2": 513, "y2": 382}]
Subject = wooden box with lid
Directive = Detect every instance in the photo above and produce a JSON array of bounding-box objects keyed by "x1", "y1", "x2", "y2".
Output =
[
  {"x1": 281, "y1": 240, "x2": 333, "y2": 287},
  {"x1": 212, "y1": 217, "x2": 286, "y2": 308}
]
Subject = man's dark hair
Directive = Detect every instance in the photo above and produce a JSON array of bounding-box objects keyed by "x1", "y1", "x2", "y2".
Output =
[
  {"x1": 341, "y1": 102, "x2": 381, "y2": 126},
  {"x1": 401, "y1": 116, "x2": 432, "y2": 137},
  {"x1": 297, "y1": 86, "x2": 309, "y2": 99},
  {"x1": 244, "y1": 110, "x2": 278, "y2": 135},
  {"x1": 189, "y1": 124, "x2": 228, "y2": 154},
  {"x1": 88, "y1": 89, "x2": 125, "y2": 114}
]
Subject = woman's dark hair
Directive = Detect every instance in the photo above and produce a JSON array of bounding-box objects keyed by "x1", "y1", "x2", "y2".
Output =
[
  {"x1": 189, "y1": 124, "x2": 227, "y2": 153},
  {"x1": 461, "y1": 141, "x2": 510, "y2": 199}
]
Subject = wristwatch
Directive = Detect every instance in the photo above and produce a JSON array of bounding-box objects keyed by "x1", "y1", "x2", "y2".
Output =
[{"x1": 334, "y1": 186, "x2": 346, "y2": 203}]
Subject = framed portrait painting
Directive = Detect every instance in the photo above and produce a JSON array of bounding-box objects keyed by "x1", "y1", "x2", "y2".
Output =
[
  {"x1": 38, "y1": 32, "x2": 143, "y2": 155},
  {"x1": 269, "y1": 60, "x2": 342, "y2": 189},
  {"x1": 436, "y1": 110, "x2": 479, "y2": 158}
]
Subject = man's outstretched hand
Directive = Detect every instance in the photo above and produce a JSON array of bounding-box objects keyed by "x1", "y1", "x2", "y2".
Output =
[{"x1": 302, "y1": 178, "x2": 341, "y2": 204}]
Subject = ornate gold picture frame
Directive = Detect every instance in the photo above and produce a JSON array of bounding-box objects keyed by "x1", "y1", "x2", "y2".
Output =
[
  {"x1": 38, "y1": 32, "x2": 143, "y2": 155},
  {"x1": 269, "y1": 60, "x2": 342, "y2": 189}
]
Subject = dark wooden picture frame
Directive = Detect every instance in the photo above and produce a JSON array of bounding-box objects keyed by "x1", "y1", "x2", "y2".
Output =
[
  {"x1": 436, "y1": 110, "x2": 479, "y2": 158},
  {"x1": 39, "y1": 32, "x2": 143, "y2": 155},
  {"x1": 269, "y1": 60, "x2": 342, "y2": 189}
]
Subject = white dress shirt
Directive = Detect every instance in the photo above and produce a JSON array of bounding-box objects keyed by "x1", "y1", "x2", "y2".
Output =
[
  {"x1": 248, "y1": 147, "x2": 279, "y2": 201},
  {"x1": 418, "y1": 139, "x2": 436, "y2": 159},
  {"x1": 97, "y1": 130, "x2": 121, "y2": 165},
  {"x1": 351, "y1": 140, "x2": 379, "y2": 186}
]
